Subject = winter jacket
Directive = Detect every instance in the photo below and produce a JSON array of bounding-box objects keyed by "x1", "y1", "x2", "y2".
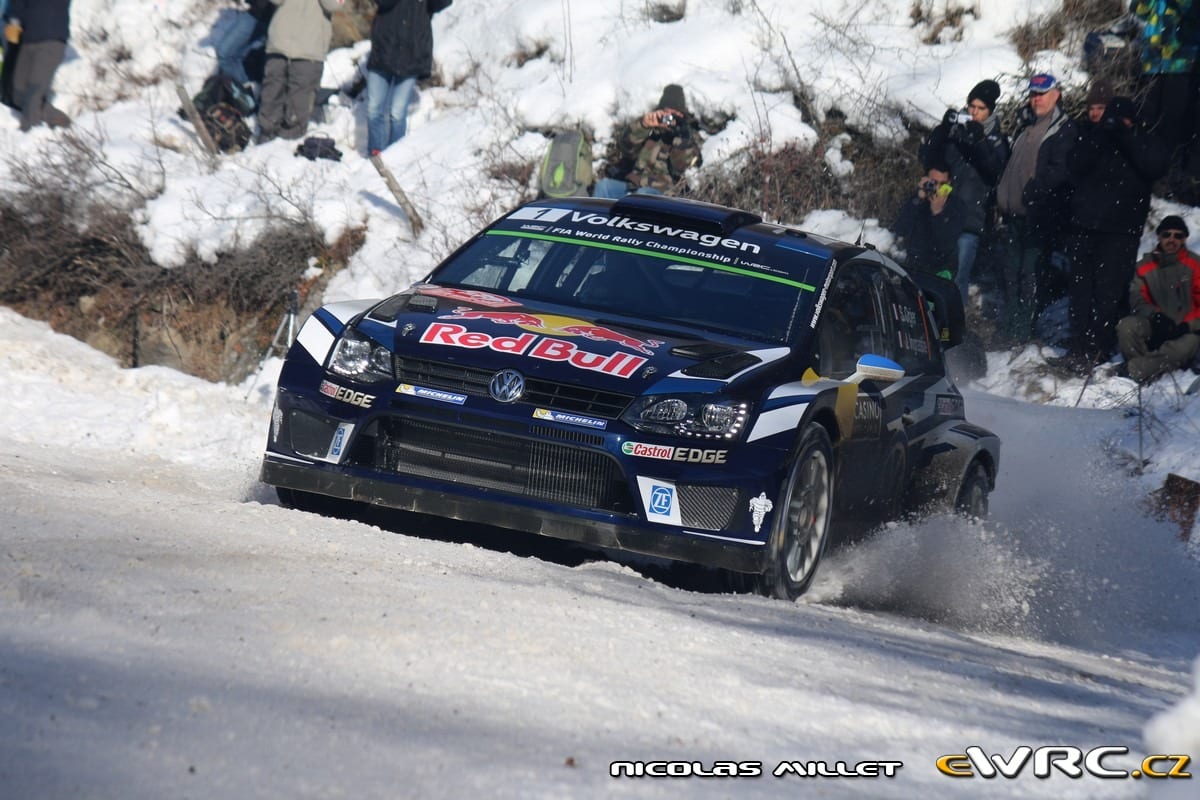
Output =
[
  {"x1": 604, "y1": 116, "x2": 703, "y2": 194},
  {"x1": 919, "y1": 113, "x2": 1009, "y2": 235},
  {"x1": 1130, "y1": 247, "x2": 1200, "y2": 330},
  {"x1": 247, "y1": 0, "x2": 276, "y2": 23},
  {"x1": 893, "y1": 189, "x2": 968, "y2": 277},
  {"x1": 1131, "y1": 0, "x2": 1199, "y2": 74},
  {"x1": 266, "y1": 0, "x2": 344, "y2": 63},
  {"x1": 997, "y1": 104, "x2": 1077, "y2": 245},
  {"x1": 1067, "y1": 120, "x2": 1169, "y2": 236},
  {"x1": 7, "y1": 0, "x2": 70, "y2": 44},
  {"x1": 368, "y1": 0, "x2": 452, "y2": 80}
]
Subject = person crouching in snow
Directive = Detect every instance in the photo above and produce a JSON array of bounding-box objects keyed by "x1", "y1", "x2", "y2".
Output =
[{"x1": 1116, "y1": 215, "x2": 1200, "y2": 382}]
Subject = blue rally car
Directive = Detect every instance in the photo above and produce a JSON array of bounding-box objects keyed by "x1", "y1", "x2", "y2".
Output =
[{"x1": 261, "y1": 195, "x2": 999, "y2": 599}]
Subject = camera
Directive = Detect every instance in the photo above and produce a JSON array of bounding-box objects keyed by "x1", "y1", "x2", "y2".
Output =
[
  {"x1": 955, "y1": 112, "x2": 972, "y2": 125},
  {"x1": 921, "y1": 179, "x2": 938, "y2": 194},
  {"x1": 660, "y1": 112, "x2": 679, "y2": 128}
]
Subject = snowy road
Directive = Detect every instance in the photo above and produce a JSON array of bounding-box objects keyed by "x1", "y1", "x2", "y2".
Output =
[{"x1": 1, "y1": 384, "x2": 1196, "y2": 799}]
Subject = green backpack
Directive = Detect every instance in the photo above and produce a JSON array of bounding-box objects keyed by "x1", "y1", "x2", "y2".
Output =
[{"x1": 538, "y1": 129, "x2": 594, "y2": 198}]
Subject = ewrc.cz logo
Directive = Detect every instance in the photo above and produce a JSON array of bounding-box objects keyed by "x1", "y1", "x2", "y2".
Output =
[
  {"x1": 936, "y1": 747, "x2": 1192, "y2": 779},
  {"x1": 609, "y1": 760, "x2": 903, "y2": 778}
]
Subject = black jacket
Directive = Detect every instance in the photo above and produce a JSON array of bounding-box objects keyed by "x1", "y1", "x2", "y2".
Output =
[
  {"x1": 1067, "y1": 120, "x2": 1169, "y2": 236},
  {"x1": 920, "y1": 114, "x2": 1010, "y2": 235},
  {"x1": 894, "y1": 190, "x2": 968, "y2": 277},
  {"x1": 8, "y1": 0, "x2": 71, "y2": 44},
  {"x1": 368, "y1": 0, "x2": 452, "y2": 81},
  {"x1": 246, "y1": 0, "x2": 276, "y2": 23},
  {"x1": 1009, "y1": 105, "x2": 1078, "y2": 245}
]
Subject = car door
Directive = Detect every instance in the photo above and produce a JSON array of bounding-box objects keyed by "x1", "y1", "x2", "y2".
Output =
[{"x1": 812, "y1": 260, "x2": 896, "y2": 514}]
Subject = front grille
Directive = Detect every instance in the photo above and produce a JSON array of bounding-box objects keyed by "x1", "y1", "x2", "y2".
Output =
[
  {"x1": 374, "y1": 416, "x2": 634, "y2": 513},
  {"x1": 395, "y1": 356, "x2": 633, "y2": 419},
  {"x1": 676, "y1": 485, "x2": 742, "y2": 531}
]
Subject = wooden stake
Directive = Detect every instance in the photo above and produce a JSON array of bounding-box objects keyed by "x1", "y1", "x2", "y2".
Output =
[
  {"x1": 174, "y1": 80, "x2": 219, "y2": 160},
  {"x1": 370, "y1": 154, "x2": 425, "y2": 237}
]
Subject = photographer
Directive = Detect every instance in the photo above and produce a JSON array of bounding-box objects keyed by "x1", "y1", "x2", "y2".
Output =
[
  {"x1": 893, "y1": 163, "x2": 967, "y2": 280},
  {"x1": 1056, "y1": 95, "x2": 1170, "y2": 373},
  {"x1": 594, "y1": 84, "x2": 703, "y2": 199},
  {"x1": 918, "y1": 79, "x2": 1010, "y2": 302}
]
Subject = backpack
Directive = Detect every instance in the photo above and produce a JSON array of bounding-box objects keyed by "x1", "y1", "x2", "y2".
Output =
[
  {"x1": 203, "y1": 102, "x2": 252, "y2": 154},
  {"x1": 181, "y1": 74, "x2": 254, "y2": 154},
  {"x1": 193, "y1": 73, "x2": 256, "y2": 117},
  {"x1": 538, "y1": 129, "x2": 594, "y2": 198}
]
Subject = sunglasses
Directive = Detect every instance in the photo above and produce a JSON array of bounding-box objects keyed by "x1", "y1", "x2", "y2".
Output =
[{"x1": 1160, "y1": 231, "x2": 1188, "y2": 240}]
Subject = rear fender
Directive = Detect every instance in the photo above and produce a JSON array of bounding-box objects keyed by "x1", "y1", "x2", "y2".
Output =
[{"x1": 908, "y1": 421, "x2": 999, "y2": 513}]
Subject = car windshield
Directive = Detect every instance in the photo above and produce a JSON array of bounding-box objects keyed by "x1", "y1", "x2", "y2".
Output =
[{"x1": 427, "y1": 211, "x2": 828, "y2": 344}]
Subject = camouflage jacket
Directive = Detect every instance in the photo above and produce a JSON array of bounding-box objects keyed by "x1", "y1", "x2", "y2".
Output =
[{"x1": 604, "y1": 116, "x2": 702, "y2": 194}]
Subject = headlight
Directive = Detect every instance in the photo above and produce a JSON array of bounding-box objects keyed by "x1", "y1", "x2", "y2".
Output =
[
  {"x1": 328, "y1": 328, "x2": 393, "y2": 382},
  {"x1": 622, "y1": 395, "x2": 748, "y2": 439}
]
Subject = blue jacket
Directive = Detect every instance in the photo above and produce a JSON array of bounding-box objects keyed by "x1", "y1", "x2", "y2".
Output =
[{"x1": 8, "y1": 0, "x2": 70, "y2": 44}]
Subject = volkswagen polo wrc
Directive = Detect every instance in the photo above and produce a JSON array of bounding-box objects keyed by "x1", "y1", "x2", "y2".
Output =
[{"x1": 261, "y1": 195, "x2": 999, "y2": 599}]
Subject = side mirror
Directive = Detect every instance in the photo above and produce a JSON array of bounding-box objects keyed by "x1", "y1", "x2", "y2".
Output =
[
  {"x1": 909, "y1": 271, "x2": 965, "y2": 349},
  {"x1": 847, "y1": 354, "x2": 905, "y2": 384}
]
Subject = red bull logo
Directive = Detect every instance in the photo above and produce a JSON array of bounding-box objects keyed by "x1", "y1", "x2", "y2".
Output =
[
  {"x1": 421, "y1": 322, "x2": 647, "y2": 378},
  {"x1": 440, "y1": 308, "x2": 663, "y2": 356}
]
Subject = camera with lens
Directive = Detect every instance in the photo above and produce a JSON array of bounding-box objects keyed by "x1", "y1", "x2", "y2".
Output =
[
  {"x1": 660, "y1": 112, "x2": 678, "y2": 128},
  {"x1": 920, "y1": 179, "x2": 938, "y2": 194}
]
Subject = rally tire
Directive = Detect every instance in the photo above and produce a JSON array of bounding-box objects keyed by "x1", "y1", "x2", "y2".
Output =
[
  {"x1": 954, "y1": 462, "x2": 990, "y2": 519},
  {"x1": 762, "y1": 424, "x2": 835, "y2": 601}
]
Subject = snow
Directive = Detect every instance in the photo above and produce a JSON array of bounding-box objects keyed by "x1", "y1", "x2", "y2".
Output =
[{"x1": 1, "y1": 0, "x2": 1199, "y2": 797}]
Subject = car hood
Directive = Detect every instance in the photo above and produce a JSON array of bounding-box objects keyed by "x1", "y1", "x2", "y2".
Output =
[{"x1": 362, "y1": 286, "x2": 789, "y2": 394}]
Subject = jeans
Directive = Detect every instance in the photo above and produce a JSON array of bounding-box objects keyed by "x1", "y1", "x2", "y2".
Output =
[
  {"x1": 215, "y1": 12, "x2": 267, "y2": 86},
  {"x1": 955, "y1": 231, "x2": 979, "y2": 303},
  {"x1": 591, "y1": 178, "x2": 662, "y2": 199},
  {"x1": 366, "y1": 70, "x2": 417, "y2": 154}
]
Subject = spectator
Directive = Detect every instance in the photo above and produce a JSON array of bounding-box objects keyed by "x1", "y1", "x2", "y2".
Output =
[
  {"x1": 1058, "y1": 97, "x2": 1169, "y2": 373},
  {"x1": 6, "y1": 0, "x2": 71, "y2": 131},
  {"x1": 1130, "y1": 0, "x2": 1199, "y2": 196},
  {"x1": 365, "y1": 0, "x2": 452, "y2": 157},
  {"x1": 594, "y1": 84, "x2": 703, "y2": 199},
  {"x1": 257, "y1": 0, "x2": 344, "y2": 143},
  {"x1": 215, "y1": 0, "x2": 276, "y2": 89},
  {"x1": 1116, "y1": 215, "x2": 1200, "y2": 382},
  {"x1": 893, "y1": 162, "x2": 967, "y2": 280},
  {"x1": 1082, "y1": 78, "x2": 1113, "y2": 126},
  {"x1": 918, "y1": 79, "x2": 1010, "y2": 302},
  {"x1": 993, "y1": 72, "x2": 1077, "y2": 344},
  {"x1": 0, "y1": 0, "x2": 15, "y2": 108}
]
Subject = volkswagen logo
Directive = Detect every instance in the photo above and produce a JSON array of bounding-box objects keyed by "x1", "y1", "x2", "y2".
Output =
[{"x1": 489, "y1": 369, "x2": 525, "y2": 403}]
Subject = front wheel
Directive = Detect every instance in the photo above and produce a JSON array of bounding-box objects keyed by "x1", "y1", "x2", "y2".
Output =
[
  {"x1": 761, "y1": 425, "x2": 835, "y2": 601},
  {"x1": 954, "y1": 462, "x2": 990, "y2": 519}
]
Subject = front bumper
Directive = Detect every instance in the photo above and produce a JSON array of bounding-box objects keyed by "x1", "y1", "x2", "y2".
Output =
[{"x1": 261, "y1": 456, "x2": 769, "y2": 574}]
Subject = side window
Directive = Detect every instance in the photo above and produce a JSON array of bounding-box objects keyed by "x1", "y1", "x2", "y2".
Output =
[
  {"x1": 815, "y1": 262, "x2": 893, "y2": 379},
  {"x1": 884, "y1": 275, "x2": 939, "y2": 374}
]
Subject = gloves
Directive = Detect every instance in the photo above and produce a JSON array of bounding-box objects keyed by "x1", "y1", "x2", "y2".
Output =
[
  {"x1": 962, "y1": 120, "x2": 985, "y2": 143},
  {"x1": 1147, "y1": 312, "x2": 1181, "y2": 351},
  {"x1": 4, "y1": 21, "x2": 21, "y2": 44},
  {"x1": 942, "y1": 108, "x2": 961, "y2": 127}
]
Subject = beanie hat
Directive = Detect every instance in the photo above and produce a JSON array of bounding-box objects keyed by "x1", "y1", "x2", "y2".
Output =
[
  {"x1": 1157, "y1": 215, "x2": 1189, "y2": 236},
  {"x1": 967, "y1": 80, "x2": 1001, "y2": 112},
  {"x1": 657, "y1": 84, "x2": 688, "y2": 114},
  {"x1": 1085, "y1": 79, "x2": 1113, "y2": 107}
]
